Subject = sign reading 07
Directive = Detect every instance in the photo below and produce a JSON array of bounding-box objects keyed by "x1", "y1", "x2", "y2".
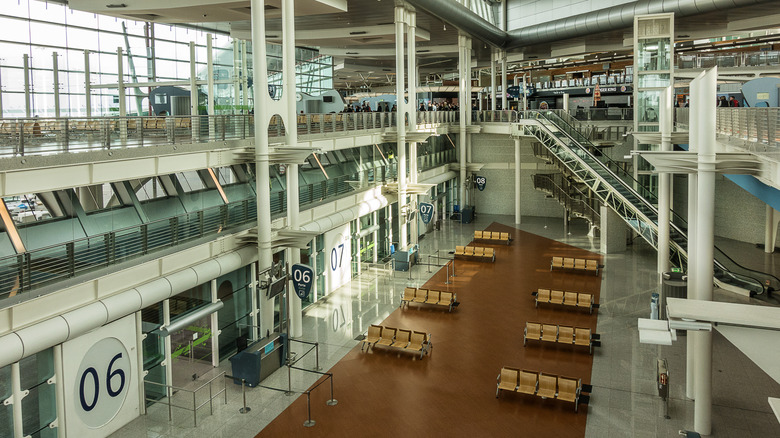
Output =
[{"x1": 74, "y1": 337, "x2": 132, "y2": 428}]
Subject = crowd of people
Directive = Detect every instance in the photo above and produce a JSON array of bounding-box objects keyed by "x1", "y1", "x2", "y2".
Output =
[{"x1": 341, "y1": 100, "x2": 460, "y2": 113}]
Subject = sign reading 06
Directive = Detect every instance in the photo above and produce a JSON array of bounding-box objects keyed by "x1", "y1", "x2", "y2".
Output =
[{"x1": 74, "y1": 337, "x2": 132, "y2": 428}]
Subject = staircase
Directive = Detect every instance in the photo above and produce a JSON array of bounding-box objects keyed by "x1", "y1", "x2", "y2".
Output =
[{"x1": 526, "y1": 110, "x2": 776, "y2": 296}]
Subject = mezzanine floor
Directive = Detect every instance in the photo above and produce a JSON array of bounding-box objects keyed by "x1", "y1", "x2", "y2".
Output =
[{"x1": 112, "y1": 214, "x2": 780, "y2": 438}]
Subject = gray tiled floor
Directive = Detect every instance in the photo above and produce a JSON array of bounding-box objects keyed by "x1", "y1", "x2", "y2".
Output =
[{"x1": 112, "y1": 213, "x2": 780, "y2": 437}]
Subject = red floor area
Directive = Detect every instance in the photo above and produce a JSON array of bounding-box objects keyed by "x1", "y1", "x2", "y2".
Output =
[{"x1": 257, "y1": 223, "x2": 602, "y2": 437}]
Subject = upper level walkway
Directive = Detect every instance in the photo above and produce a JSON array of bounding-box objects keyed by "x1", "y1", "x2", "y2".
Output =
[{"x1": 0, "y1": 108, "x2": 777, "y2": 197}]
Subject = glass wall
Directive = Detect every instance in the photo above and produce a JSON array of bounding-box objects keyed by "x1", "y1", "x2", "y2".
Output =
[
  {"x1": 0, "y1": 0, "x2": 333, "y2": 118},
  {"x1": 216, "y1": 266, "x2": 253, "y2": 360},
  {"x1": 20, "y1": 349, "x2": 56, "y2": 438},
  {"x1": 0, "y1": 363, "x2": 12, "y2": 437}
]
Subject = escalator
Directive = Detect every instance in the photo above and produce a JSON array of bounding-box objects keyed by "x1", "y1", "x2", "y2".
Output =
[{"x1": 526, "y1": 110, "x2": 779, "y2": 296}]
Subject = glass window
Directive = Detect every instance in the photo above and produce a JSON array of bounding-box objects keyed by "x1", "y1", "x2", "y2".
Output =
[
  {"x1": 19, "y1": 349, "x2": 56, "y2": 437},
  {"x1": 0, "y1": 364, "x2": 12, "y2": 438}
]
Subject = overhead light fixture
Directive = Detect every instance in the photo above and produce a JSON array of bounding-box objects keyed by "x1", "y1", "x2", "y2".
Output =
[
  {"x1": 669, "y1": 318, "x2": 712, "y2": 331},
  {"x1": 443, "y1": 23, "x2": 446, "y2": 31}
]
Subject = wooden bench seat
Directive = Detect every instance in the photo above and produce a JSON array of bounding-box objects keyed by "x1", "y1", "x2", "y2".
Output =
[
  {"x1": 550, "y1": 256, "x2": 601, "y2": 276},
  {"x1": 361, "y1": 325, "x2": 432, "y2": 358},
  {"x1": 400, "y1": 287, "x2": 457, "y2": 312},
  {"x1": 496, "y1": 367, "x2": 591, "y2": 412},
  {"x1": 533, "y1": 288, "x2": 598, "y2": 314},
  {"x1": 454, "y1": 245, "x2": 495, "y2": 262},
  {"x1": 523, "y1": 321, "x2": 601, "y2": 354},
  {"x1": 474, "y1": 230, "x2": 512, "y2": 245}
]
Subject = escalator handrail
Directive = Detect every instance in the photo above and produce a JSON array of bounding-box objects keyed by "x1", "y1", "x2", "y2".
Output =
[{"x1": 533, "y1": 111, "x2": 771, "y2": 292}]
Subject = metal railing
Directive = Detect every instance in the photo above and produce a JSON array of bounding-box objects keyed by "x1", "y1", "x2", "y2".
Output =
[
  {"x1": 567, "y1": 107, "x2": 633, "y2": 122},
  {"x1": 0, "y1": 198, "x2": 256, "y2": 300},
  {"x1": 0, "y1": 111, "x2": 475, "y2": 158},
  {"x1": 715, "y1": 108, "x2": 780, "y2": 150},
  {"x1": 0, "y1": 112, "x2": 399, "y2": 157},
  {"x1": 144, "y1": 371, "x2": 227, "y2": 427},
  {"x1": 254, "y1": 366, "x2": 337, "y2": 428},
  {"x1": 532, "y1": 173, "x2": 601, "y2": 225},
  {"x1": 678, "y1": 51, "x2": 780, "y2": 69}
]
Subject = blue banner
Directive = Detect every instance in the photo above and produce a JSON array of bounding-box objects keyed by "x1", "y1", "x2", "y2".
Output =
[
  {"x1": 419, "y1": 202, "x2": 434, "y2": 224},
  {"x1": 291, "y1": 263, "x2": 314, "y2": 300},
  {"x1": 475, "y1": 176, "x2": 487, "y2": 191}
]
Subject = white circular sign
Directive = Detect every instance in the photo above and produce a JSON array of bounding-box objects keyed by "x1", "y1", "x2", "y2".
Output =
[{"x1": 73, "y1": 337, "x2": 131, "y2": 428}]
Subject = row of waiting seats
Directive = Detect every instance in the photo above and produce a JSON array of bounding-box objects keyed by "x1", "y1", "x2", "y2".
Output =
[
  {"x1": 473, "y1": 230, "x2": 512, "y2": 245},
  {"x1": 496, "y1": 367, "x2": 592, "y2": 412},
  {"x1": 523, "y1": 322, "x2": 601, "y2": 354},
  {"x1": 454, "y1": 245, "x2": 495, "y2": 262},
  {"x1": 532, "y1": 289, "x2": 598, "y2": 314},
  {"x1": 401, "y1": 287, "x2": 457, "y2": 312},
  {"x1": 550, "y1": 256, "x2": 601, "y2": 276},
  {"x1": 361, "y1": 325, "x2": 432, "y2": 359}
]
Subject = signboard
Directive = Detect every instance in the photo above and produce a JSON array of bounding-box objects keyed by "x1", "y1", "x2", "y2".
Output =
[
  {"x1": 325, "y1": 224, "x2": 352, "y2": 294},
  {"x1": 291, "y1": 263, "x2": 314, "y2": 300},
  {"x1": 475, "y1": 176, "x2": 487, "y2": 191},
  {"x1": 62, "y1": 315, "x2": 139, "y2": 436},
  {"x1": 419, "y1": 203, "x2": 434, "y2": 225}
]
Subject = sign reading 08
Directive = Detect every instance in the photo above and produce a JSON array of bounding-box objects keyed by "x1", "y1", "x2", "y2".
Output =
[{"x1": 73, "y1": 337, "x2": 132, "y2": 428}]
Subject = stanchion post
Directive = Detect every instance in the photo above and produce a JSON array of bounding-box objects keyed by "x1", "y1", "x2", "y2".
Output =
[
  {"x1": 303, "y1": 392, "x2": 315, "y2": 427},
  {"x1": 326, "y1": 374, "x2": 338, "y2": 406},
  {"x1": 239, "y1": 379, "x2": 251, "y2": 414},
  {"x1": 315, "y1": 342, "x2": 321, "y2": 370},
  {"x1": 286, "y1": 364, "x2": 293, "y2": 396}
]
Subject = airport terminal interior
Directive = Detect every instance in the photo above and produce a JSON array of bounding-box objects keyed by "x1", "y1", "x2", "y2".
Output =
[{"x1": 2, "y1": 0, "x2": 780, "y2": 437}]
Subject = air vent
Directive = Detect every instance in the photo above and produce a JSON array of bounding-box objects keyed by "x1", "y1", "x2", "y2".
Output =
[
  {"x1": 127, "y1": 14, "x2": 160, "y2": 20},
  {"x1": 346, "y1": 52, "x2": 359, "y2": 55},
  {"x1": 416, "y1": 49, "x2": 430, "y2": 53},
  {"x1": 265, "y1": 5, "x2": 279, "y2": 10},
  {"x1": 350, "y1": 31, "x2": 368, "y2": 35}
]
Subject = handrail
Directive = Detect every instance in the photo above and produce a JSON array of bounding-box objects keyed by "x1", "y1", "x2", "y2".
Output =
[
  {"x1": 144, "y1": 371, "x2": 227, "y2": 427},
  {"x1": 532, "y1": 110, "x2": 774, "y2": 294}
]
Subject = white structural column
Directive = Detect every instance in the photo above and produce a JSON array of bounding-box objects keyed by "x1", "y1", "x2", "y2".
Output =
[
  {"x1": 207, "y1": 35, "x2": 216, "y2": 141},
  {"x1": 11, "y1": 363, "x2": 22, "y2": 438},
  {"x1": 514, "y1": 138, "x2": 521, "y2": 225},
  {"x1": 117, "y1": 48, "x2": 127, "y2": 141},
  {"x1": 162, "y1": 299, "x2": 173, "y2": 393},
  {"x1": 693, "y1": 68, "x2": 717, "y2": 436},
  {"x1": 242, "y1": 41, "x2": 249, "y2": 111},
  {"x1": 84, "y1": 51, "x2": 91, "y2": 117},
  {"x1": 52, "y1": 52, "x2": 60, "y2": 118},
  {"x1": 490, "y1": 49, "x2": 497, "y2": 111},
  {"x1": 251, "y1": 0, "x2": 275, "y2": 336},
  {"x1": 657, "y1": 86, "x2": 672, "y2": 286},
  {"x1": 250, "y1": 262, "x2": 259, "y2": 341},
  {"x1": 210, "y1": 279, "x2": 220, "y2": 367},
  {"x1": 500, "y1": 50, "x2": 507, "y2": 110},
  {"x1": 23, "y1": 54, "x2": 30, "y2": 118},
  {"x1": 407, "y1": 9, "x2": 419, "y2": 245},
  {"x1": 233, "y1": 40, "x2": 241, "y2": 113},
  {"x1": 395, "y1": 5, "x2": 408, "y2": 250},
  {"x1": 458, "y1": 33, "x2": 469, "y2": 209},
  {"x1": 686, "y1": 74, "x2": 700, "y2": 401},
  {"x1": 765, "y1": 205, "x2": 776, "y2": 253},
  {"x1": 189, "y1": 42, "x2": 200, "y2": 142},
  {"x1": 282, "y1": 0, "x2": 303, "y2": 338}
]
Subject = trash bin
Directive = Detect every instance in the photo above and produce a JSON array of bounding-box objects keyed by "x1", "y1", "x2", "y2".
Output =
[{"x1": 661, "y1": 271, "x2": 687, "y2": 320}]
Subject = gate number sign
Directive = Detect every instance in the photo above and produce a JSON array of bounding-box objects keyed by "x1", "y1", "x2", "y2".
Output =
[
  {"x1": 291, "y1": 263, "x2": 314, "y2": 300},
  {"x1": 419, "y1": 203, "x2": 434, "y2": 224}
]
